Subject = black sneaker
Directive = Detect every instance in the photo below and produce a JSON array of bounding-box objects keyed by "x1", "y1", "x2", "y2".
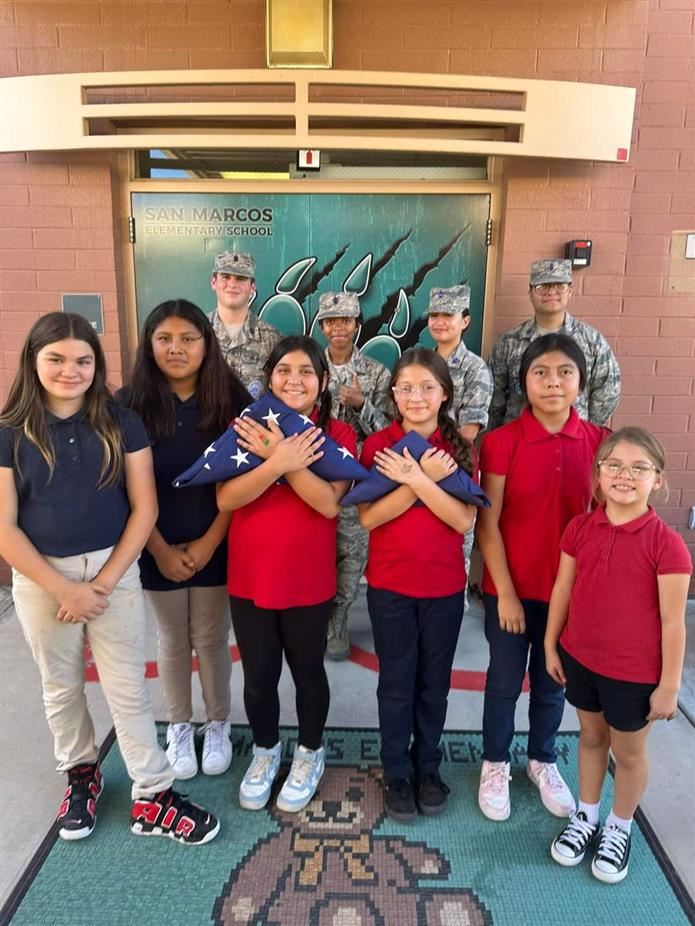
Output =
[
  {"x1": 130, "y1": 788, "x2": 220, "y2": 845},
  {"x1": 591, "y1": 824, "x2": 631, "y2": 883},
  {"x1": 551, "y1": 811, "x2": 600, "y2": 867},
  {"x1": 384, "y1": 777, "x2": 417, "y2": 823},
  {"x1": 416, "y1": 772, "x2": 450, "y2": 816},
  {"x1": 57, "y1": 763, "x2": 104, "y2": 841}
]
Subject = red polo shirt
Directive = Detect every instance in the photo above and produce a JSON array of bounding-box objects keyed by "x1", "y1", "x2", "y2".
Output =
[
  {"x1": 559, "y1": 506, "x2": 693, "y2": 684},
  {"x1": 227, "y1": 418, "x2": 357, "y2": 609},
  {"x1": 360, "y1": 421, "x2": 470, "y2": 598},
  {"x1": 480, "y1": 407, "x2": 610, "y2": 603}
]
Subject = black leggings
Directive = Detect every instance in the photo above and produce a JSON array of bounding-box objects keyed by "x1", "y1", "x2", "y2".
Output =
[{"x1": 230, "y1": 596, "x2": 331, "y2": 750}]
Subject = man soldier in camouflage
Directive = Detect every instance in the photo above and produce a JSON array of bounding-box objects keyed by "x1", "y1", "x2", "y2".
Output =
[
  {"x1": 427, "y1": 284, "x2": 493, "y2": 441},
  {"x1": 318, "y1": 291, "x2": 392, "y2": 661},
  {"x1": 209, "y1": 251, "x2": 281, "y2": 399},
  {"x1": 488, "y1": 259, "x2": 621, "y2": 430},
  {"x1": 427, "y1": 284, "x2": 493, "y2": 607}
]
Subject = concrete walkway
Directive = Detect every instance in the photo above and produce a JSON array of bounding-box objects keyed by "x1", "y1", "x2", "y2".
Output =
[{"x1": 1, "y1": 586, "x2": 693, "y2": 909}]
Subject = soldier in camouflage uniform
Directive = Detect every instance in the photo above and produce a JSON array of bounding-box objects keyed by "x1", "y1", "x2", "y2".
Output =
[
  {"x1": 209, "y1": 251, "x2": 281, "y2": 399},
  {"x1": 488, "y1": 259, "x2": 621, "y2": 430},
  {"x1": 427, "y1": 284, "x2": 493, "y2": 606},
  {"x1": 318, "y1": 291, "x2": 393, "y2": 661}
]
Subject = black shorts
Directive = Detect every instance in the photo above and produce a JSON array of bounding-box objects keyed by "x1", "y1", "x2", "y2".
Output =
[{"x1": 559, "y1": 645, "x2": 656, "y2": 732}]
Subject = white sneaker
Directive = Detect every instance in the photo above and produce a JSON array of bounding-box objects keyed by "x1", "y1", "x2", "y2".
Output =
[
  {"x1": 201, "y1": 720, "x2": 233, "y2": 775},
  {"x1": 239, "y1": 742, "x2": 282, "y2": 810},
  {"x1": 276, "y1": 745, "x2": 325, "y2": 813},
  {"x1": 165, "y1": 722, "x2": 198, "y2": 780},
  {"x1": 527, "y1": 760, "x2": 576, "y2": 817},
  {"x1": 478, "y1": 760, "x2": 511, "y2": 821}
]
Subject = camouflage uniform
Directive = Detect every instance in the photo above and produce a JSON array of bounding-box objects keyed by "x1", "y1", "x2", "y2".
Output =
[
  {"x1": 488, "y1": 313, "x2": 621, "y2": 430},
  {"x1": 210, "y1": 309, "x2": 281, "y2": 400},
  {"x1": 447, "y1": 341, "x2": 493, "y2": 431},
  {"x1": 488, "y1": 260, "x2": 621, "y2": 429},
  {"x1": 318, "y1": 292, "x2": 393, "y2": 659}
]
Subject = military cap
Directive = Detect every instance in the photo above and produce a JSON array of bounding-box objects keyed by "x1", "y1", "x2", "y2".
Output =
[
  {"x1": 213, "y1": 251, "x2": 256, "y2": 279},
  {"x1": 426, "y1": 284, "x2": 471, "y2": 315},
  {"x1": 529, "y1": 259, "x2": 572, "y2": 286},
  {"x1": 316, "y1": 291, "x2": 361, "y2": 321}
]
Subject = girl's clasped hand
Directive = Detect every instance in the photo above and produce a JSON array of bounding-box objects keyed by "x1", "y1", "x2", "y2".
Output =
[
  {"x1": 373, "y1": 445, "x2": 456, "y2": 486},
  {"x1": 233, "y1": 415, "x2": 325, "y2": 473}
]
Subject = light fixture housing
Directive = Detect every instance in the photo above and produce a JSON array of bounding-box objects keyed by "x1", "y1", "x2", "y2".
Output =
[{"x1": 266, "y1": 0, "x2": 333, "y2": 69}]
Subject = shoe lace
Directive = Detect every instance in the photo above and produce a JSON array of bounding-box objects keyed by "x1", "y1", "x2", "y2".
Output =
[
  {"x1": 560, "y1": 813, "x2": 596, "y2": 850},
  {"x1": 287, "y1": 753, "x2": 316, "y2": 787},
  {"x1": 481, "y1": 763, "x2": 511, "y2": 795},
  {"x1": 203, "y1": 722, "x2": 226, "y2": 757},
  {"x1": 537, "y1": 763, "x2": 567, "y2": 794},
  {"x1": 170, "y1": 724, "x2": 193, "y2": 759},
  {"x1": 597, "y1": 825, "x2": 629, "y2": 865},
  {"x1": 246, "y1": 754, "x2": 274, "y2": 783}
]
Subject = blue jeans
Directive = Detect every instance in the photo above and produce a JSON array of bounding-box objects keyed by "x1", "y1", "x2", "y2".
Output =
[
  {"x1": 367, "y1": 586, "x2": 465, "y2": 779},
  {"x1": 482, "y1": 594, "x2": 565, "y2": 764}
]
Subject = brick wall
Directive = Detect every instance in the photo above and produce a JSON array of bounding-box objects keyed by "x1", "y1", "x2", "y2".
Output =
[{"x1": 1, "y1": 0, "x2": 694, "y2": 575}]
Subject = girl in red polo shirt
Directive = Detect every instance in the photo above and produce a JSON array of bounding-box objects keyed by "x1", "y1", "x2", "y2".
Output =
[
  {"x1": 545, "y1": 427, "x2": 691, "y2": 884},
  {"x1": 358, "y1": 348, "x2": 477, "y2": 822},
  {"x1": 476, "y1": 333, "x2": 610, "y2": 826},
  {"x1": 217, "y1": 335, "x2": 355, "y2": 814}
]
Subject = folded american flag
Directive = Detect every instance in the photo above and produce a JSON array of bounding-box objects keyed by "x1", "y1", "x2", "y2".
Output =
[{"x1": 173, "y1": 393, "x2": 369, "y2": 487}]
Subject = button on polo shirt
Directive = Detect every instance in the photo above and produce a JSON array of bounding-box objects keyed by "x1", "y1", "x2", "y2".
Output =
[
  {"x1": 480, "y1": 407, "x2": 610, "y2": 603},
  {"x1": 0, "y1": 403, "x2": 149, "y2": 557},
  {"x1": 559, "y1": 506, "x2": 693, "y2": 684}
]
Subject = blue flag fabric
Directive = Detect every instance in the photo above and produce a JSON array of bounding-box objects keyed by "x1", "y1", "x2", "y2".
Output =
[
  {"x1": 340, "y1": 430, "x2": 491, "y2": 507},
  {"x1": 173, "y1": 393, "x2": 369, "y2": 487}
]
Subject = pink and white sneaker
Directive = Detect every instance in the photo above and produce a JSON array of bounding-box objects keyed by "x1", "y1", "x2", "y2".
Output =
[{"x1": 527, "y1": 760, "x2": 576, "y2": 817}]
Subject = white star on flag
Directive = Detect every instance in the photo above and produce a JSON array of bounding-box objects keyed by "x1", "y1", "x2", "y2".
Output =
[
  {"x1": 204, "y1": 463, "x2": 211, "y2": 470},
  {"x1": 299, "y1": 414, "x2": 314, "y2": 426},
  {"x1": 338, "y1": 446, "x2": 354, "y2": 459},
  {"x1": 230, "y1": 449, "x2": 250, "y2": 468},
  {"x1": 203, "y1": 444, "x2": 217, "y2": 458},
  {"x1": 240, "y1": 406, "x2": 251, "y2": 417},
  {"x1": 262, "y1": 408, "x2": 281, "y2": 426}
]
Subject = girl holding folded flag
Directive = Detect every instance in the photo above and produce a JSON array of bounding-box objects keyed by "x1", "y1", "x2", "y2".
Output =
[
  {"x1": 217, "y1": 335, "x2": 356, "y2": 814},
  {"x1": 357, "y1": 348, "x2": 478, "y2": 822},
  {"x1": 119, "y1": 300, "x2": 249, "y2": 782}
]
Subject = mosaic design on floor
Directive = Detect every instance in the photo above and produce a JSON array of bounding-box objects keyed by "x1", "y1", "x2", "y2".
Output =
[{"x1": 3, "y1": 727, "x2": 693, "y2": 926}]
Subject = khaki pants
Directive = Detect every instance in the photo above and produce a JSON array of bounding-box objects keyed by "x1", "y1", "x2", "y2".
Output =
[
  {"x1": 146, "y1": 586, "x2": 231, "y2": 723},
  {"x1": 12, "y1": 547, "x2": 173, "y2": 799}
]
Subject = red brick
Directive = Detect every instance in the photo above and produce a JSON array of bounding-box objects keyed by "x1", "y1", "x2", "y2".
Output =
[
  {"x1": 657, "y1": 471, "x2": 695, "y2": 489},
  {"x1": 643, "y1": 56, "x2": 695, "y2": 81},
  {"x1": 36, "y1": 270, "x2": 116, "y2": 291},
  {"x1": 0, "y1": 228, "x2": 33, "y2": 250},
  {"x1": 571, "y1": 295, "x2": 622, "y2": 315},
  {"x1": 366, "y1": 47, "x2": 449, "y2": 71},
  {"x1": 606, "y1": 0, "x2": 650, "y2": 24},
  {"x1": 101, "y1": 2, "x2": 186, "y2": 25},
  {"x1": 547, "y1": 211, "x2": 629, "y2": 233},
  {"x1": 658, "y1": 358, "x2": 695, "y2": 377},
  {"x1": 585, "y1": 251, "x2": 627, "y2": 275},
  {"x1": 29, "y1": 185, "x2": 113, "y2": 208},
  {"x1": 618, "y1": 317, "x2": 659, "y2": 336},
  {"x1": 647, "y1": 33, "x2": 695, "y2": 58},
  {"x1": 70, "y1": 207, "x2": 113, "y2": 228},
  {"x1": 616, "y1": 413, "x2": 690, "y2": 432},
  {"x1": 0, "y1": 163, "x2": 69, "y2": 185},
  {"x1": 16, "y1": 47, "x2": 103, "y2": 74},
  {"x1": 632, "y1": 148, "x2": 680, "y2": 171},
  {"x1": 663, "y1": 433, "x2": 695, "y2": 451},
  {"x1": 1, "y1": 310, "x2": 42, "y2": 332},
  {"x1": 639, "y1": 104, "x2": 687, "y2": 127},
  {"x1": 630, "y1": 213, "x2": 695, "y2": 234},
  {"x1": 590, "y1": 189, "x2": 634, "y2": 211},
  {"x1": 618, "y1": 337, "x2": 692, "y2": 356},
  {"x1": 507, "y1": 186, "x2": 589, "y2": 209},
  {"x1": 0, "y1": 48, "x2": 18, "y2": 76},
  {"x1": 681, "y1": 151, "x2": 695, "y2": 171},
  {"x1": 631, "y1": 191, "x2": 672, "y2": 213},
  {"x1": 614, "y1": 396, "x2": 653, "y2": 415},
  {"x1": 687, "y1": 107, "x2": 695, "y2": 127},
  {"x1": 581, "y1": 316, "x2": 619, "y2": 336},
  {"x1": 1, "y1": 24, "x2": 58, "y2": 46},
  {"x1": 14, "y1": 2, "x2": 100, "y2": 25},
  {"x1": 654, "y1": 396, "x2": 695, "y2": 416},
  {"x1": 504, "y1": 211, "x2": 547, "y2": 231},
  {"x1": 623, "y1": 296, "x2": 694, "y2": 316},
  {"x1": 582, "y1": 275, "x2": 624, "y2": 296},
  {"x1": 642, "y1": 81, "x2": 695, "y2": 105},
  {"x1": 103, "y1": 47, "x2": 189, "y2": 69},
  {"x1": 660, "y1": 318, "x2": 695, "y2": 338},
  {"x1": 648, "y1": 8, "x2": 694, "y2": 33},
  {"x1": 664, "y1": 452, "x2": 688, "y2": 471},
  {"x1": 68, "y1": 165, "x2": 111, "y2": 187},
  {"x1": 626, "y1": 256, "x2": 668, "y2": 277},
  {"x1": 455, "y1": 1, "x2": 538, "y2": 28},
  {"x1": 635, "y1": 171, "x2": 695, "y2": 192},
  {"x1": 538, "y1": 48, "x2": 601, "y2": 72},
  {"x1": 75, "y1": 250, "x2": 116, "y2": 271},
  {"x1": 0, "y1": 291, "x2": 60, "y2": 312},
  {"x1": 491, "y1": 25, "x2": 578, "y2": 49},
  {"x1": 602, "y1": 49, "x2": 648, "y2": 72},
  {"x1": 622, "y1": 276, "x2": 663, "y2": 296},
  {"x1": 32, "y1": 227, "x2": 113, "y2": 250},
  {"x1": 0, "y1": 185, "x2": 29, "y2": 206},
  {"x1": 626, "y1": 234, "x2": 670, "y2": 256},
  {"x1": 1, "y1": 249, "x2": 75, "y2": 270},
  {"x1": 1, "y1": 206, "x2": 71, "y2": 228},
  {"x1": 450, "y1": 48, "x2": 536, "y2": 77},
  {"x1": 579, "y1": 24, "x2": 647, "y2": 48},
  {"x1": 617, "y1": 356, "x2": 656, "y2": 376},
  {"x1": 56, "y1": 24, "x2": 142, "y2": 47},
  {"x1": 0, "y1": 269, "x2": 38, "y2": 290},
  {"x1": 639, "y1": 127, "x2": 695, "y2": 150}
]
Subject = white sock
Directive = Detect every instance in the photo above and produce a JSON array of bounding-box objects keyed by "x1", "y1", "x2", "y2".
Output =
[
  {"x1": 577, "y1": 801, "x2": 600, "y2": 826},
  {"x1": 606, "y1": 810, "x2": 632, "y2": 834}
]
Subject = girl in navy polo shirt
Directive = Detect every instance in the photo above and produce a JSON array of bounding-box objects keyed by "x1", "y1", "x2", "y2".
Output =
[
  {"x1": 476, "y1": 333, "x2": 610, "y2": 826},
  {"x1": 217, "y1": 335, "x2": 356, "y2": 814},
  {"x1": 120, "y1": 300, "x2": 249, "y2": 781},
  {"x1": 358, "y1": 348, "x2": 477, "y2": 822},
  {"x1": 0, "y1": 313, "x2": 219, "y2": 845},
  {"x1": 545, "y1": 428, "x2": 691, "y2": 883}
]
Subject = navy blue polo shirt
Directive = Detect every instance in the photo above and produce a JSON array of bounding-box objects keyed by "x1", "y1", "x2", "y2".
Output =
[
  {"x1": 117, "y1": 392, "x2": 228, "y2": 591},
  {"x1": 0, "y1": 403, "x2": 149, "y2": 557}
]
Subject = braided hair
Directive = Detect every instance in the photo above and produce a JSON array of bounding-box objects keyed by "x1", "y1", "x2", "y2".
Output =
[
  {"x1": 389, "y1": 348, "x2": 475, "y2": 476},
  {"x1": 263, "y1": 335, "x2": 332, "y2": 431}
]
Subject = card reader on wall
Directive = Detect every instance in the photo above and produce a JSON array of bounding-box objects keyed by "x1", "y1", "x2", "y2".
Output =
[{"x1": 565, "y1": 240, "x2": 592, "y2": 267}]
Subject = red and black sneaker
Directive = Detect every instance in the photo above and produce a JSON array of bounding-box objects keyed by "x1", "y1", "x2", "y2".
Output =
[
  {"x1": 130, "y1": 788, "x2": 220, "y2": 846},
  {"x1": 57, "y1": 763, "x2": 104, "y2": 841}
]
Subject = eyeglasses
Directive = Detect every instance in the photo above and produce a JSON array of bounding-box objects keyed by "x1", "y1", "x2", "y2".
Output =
[
  {"x1": 532, "y1": 283, "x2": 571, "y2": 294},
  {"x1": 392, "y1": 383, "x2": 441, "y2": 397},
  {"x1": 597, "y1": 460, "x2": 658, "y2": 480}
]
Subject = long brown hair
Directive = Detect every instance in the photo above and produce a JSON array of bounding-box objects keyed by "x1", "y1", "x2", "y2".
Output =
[
  {"x1": 0, "y1": 313, "x2": 124, "y2": 487},
  {"x1": 389, "y1": 347, "x2": 474, "y2": 475}
]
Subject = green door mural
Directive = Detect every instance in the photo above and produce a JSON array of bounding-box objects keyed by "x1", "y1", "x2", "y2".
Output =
[{"x1": 131, "y1": 193, "x2": 490, "y2": 368}]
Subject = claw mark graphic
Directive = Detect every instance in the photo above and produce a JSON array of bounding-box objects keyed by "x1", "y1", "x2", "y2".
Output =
[
  {"x1": 296, "y1": 245, "x2": 350, "y2": 304},
  {"x1": 343, "y1": 254, "x2": 373, "y2": 296}
]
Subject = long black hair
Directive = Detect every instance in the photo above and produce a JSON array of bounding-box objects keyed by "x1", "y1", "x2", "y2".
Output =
[
  {"x1": 125, "y1": 299, "x2": 250, "y2": 442},
  {"x1": 263, "y1": 335, "x2": 332, "y2": 431},
  {"x1": 389, "y1": 347, "x2": 474, "y2": 475}
]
